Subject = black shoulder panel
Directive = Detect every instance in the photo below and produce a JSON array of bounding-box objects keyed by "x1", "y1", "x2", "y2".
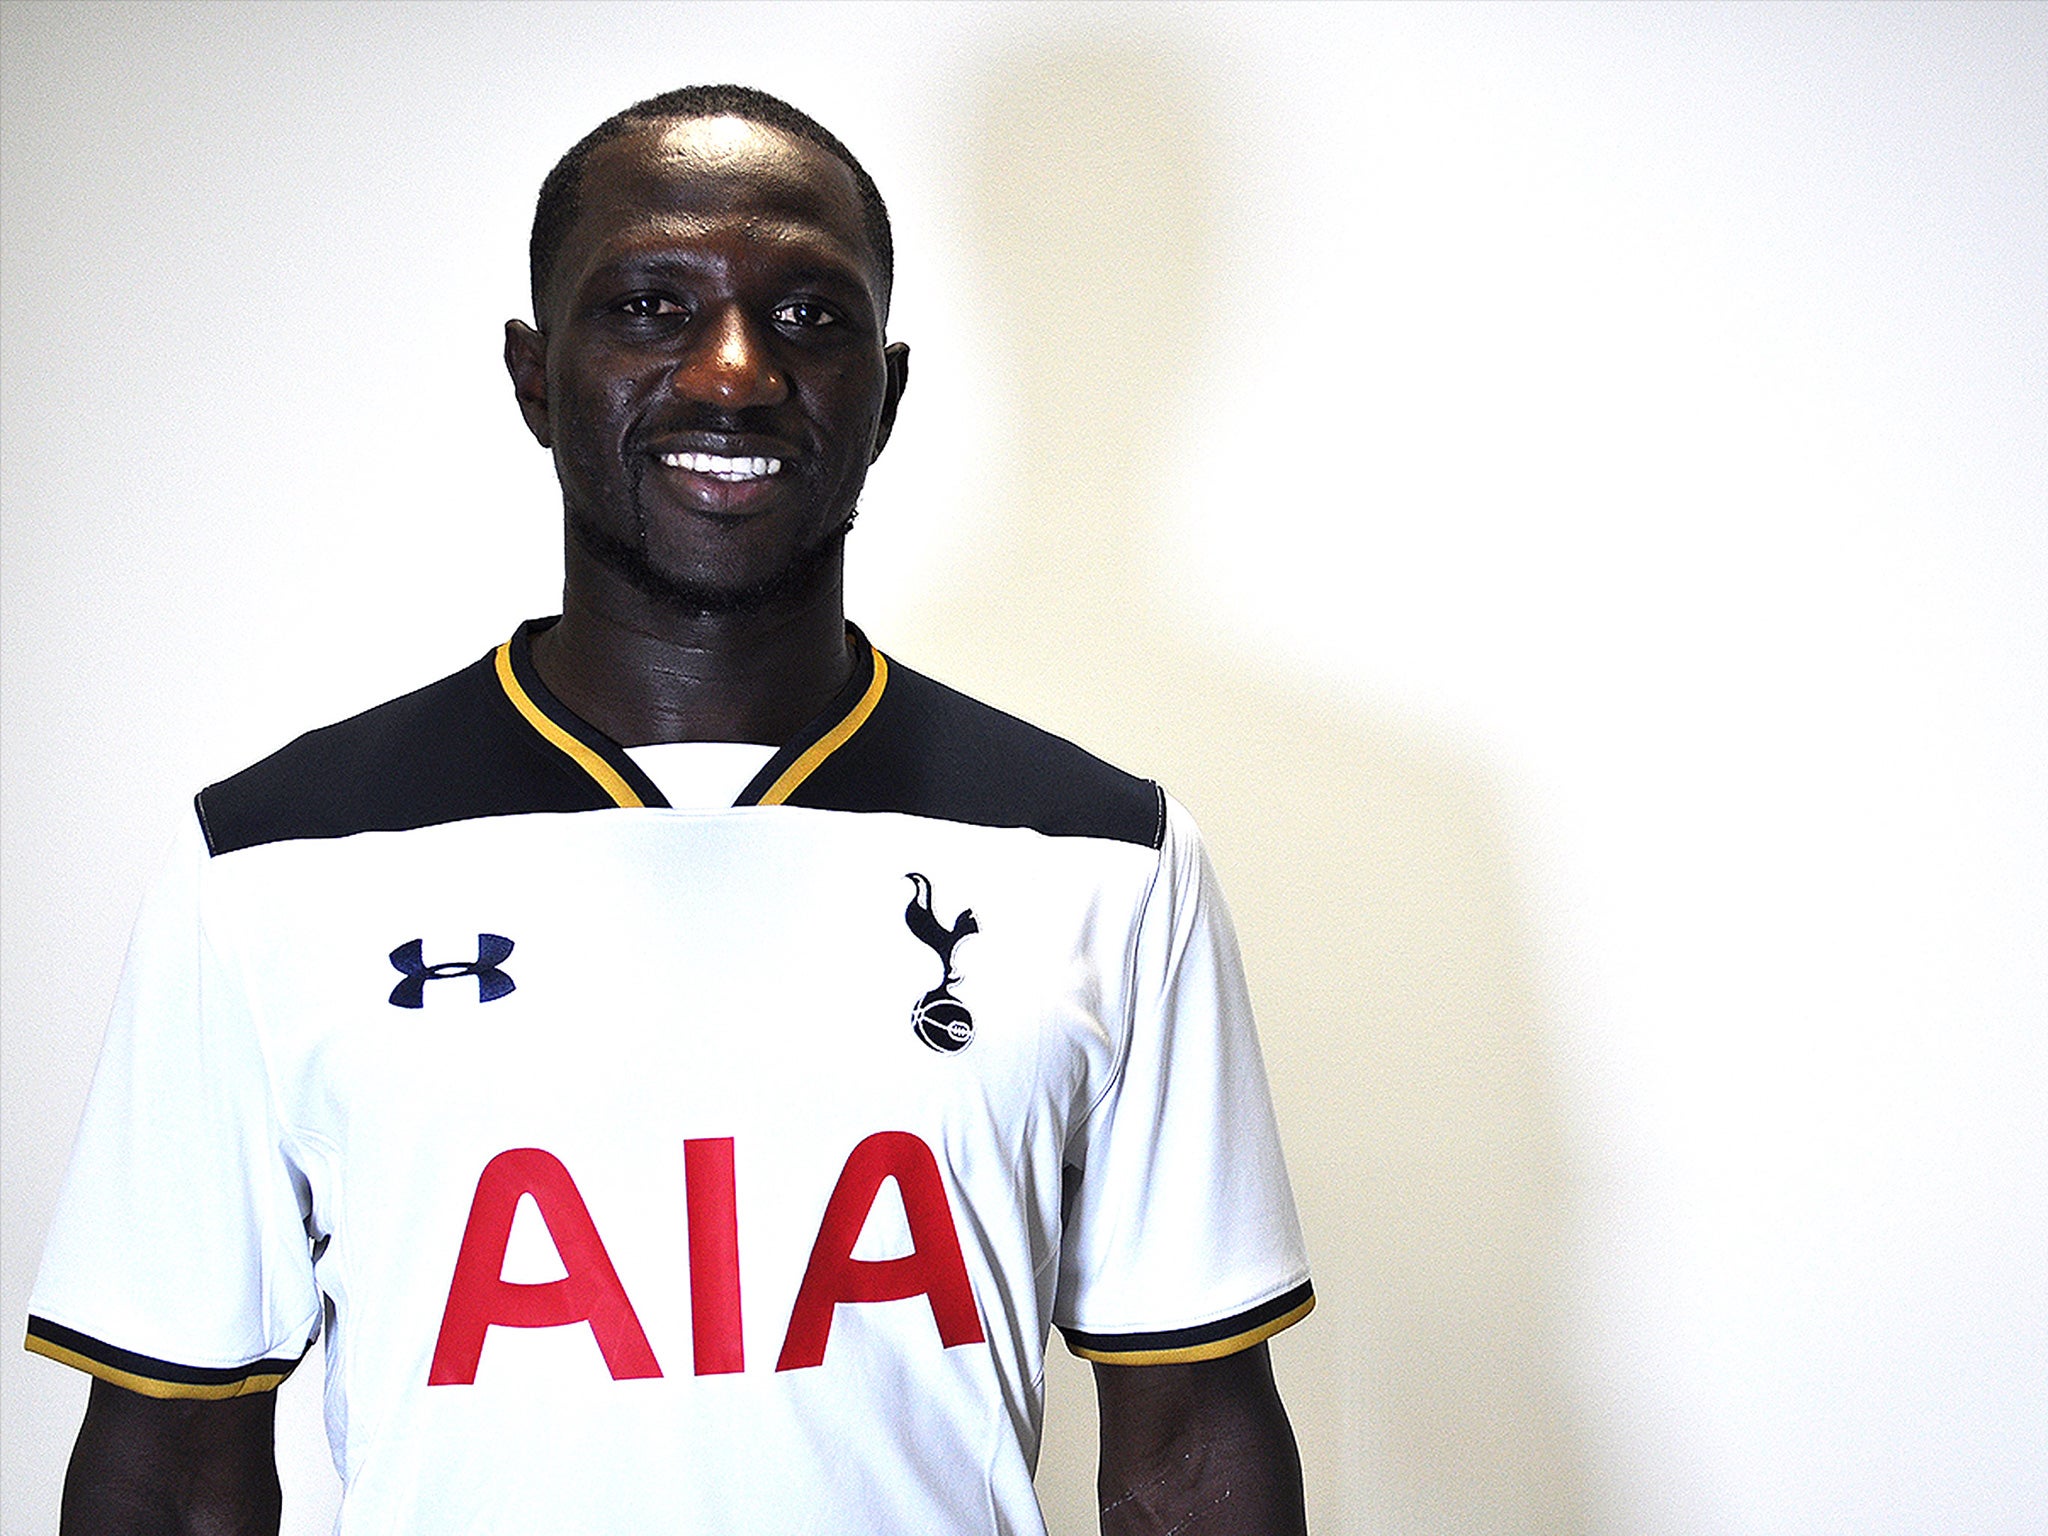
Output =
[
  {"x1": 778, "y1": 658, "x2": 1166, "y2": 848},
  {"x1": 196, "y1": 650, "x2": 618, "y2": 856}
]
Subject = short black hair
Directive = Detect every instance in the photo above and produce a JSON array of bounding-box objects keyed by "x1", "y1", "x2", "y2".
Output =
[{"x1": 529, "y1": 84, "x2": 893, "y2": 327}]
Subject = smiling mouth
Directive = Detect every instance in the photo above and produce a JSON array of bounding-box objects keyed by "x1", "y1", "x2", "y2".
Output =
[{"x1": 659, "y1": 451, "x2": 783, "y2": 482}]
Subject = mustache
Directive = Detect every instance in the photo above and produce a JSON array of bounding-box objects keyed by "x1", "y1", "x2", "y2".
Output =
[{"x1": 632, "y1": 406, "x2": 783, "y2": 445}]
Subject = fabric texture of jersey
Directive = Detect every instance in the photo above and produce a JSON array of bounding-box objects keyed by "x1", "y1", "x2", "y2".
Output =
[{"x1": 29, "y1": 620, "x2": 1312, "y2": 1536}]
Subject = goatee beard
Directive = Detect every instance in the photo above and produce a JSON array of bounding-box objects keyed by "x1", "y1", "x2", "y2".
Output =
[{"x1": 566, "y1": 506, "x2": 852, "y2": 617}]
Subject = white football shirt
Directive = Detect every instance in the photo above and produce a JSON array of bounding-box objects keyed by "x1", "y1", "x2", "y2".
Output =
[{"x1": 30, "y1": 622, "x2": 1312, "y2": 1535}]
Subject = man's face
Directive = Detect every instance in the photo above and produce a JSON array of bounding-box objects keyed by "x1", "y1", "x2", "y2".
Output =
[{"x1": 508, "y1": 117, "x2": 906, "y2": 613}]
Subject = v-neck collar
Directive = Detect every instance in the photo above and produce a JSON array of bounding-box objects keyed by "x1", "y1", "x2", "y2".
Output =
[{"x1": 491, "y1": 618, "x2": 888, "y2": 811}]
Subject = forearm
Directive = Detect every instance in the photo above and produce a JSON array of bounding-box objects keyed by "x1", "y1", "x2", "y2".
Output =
[
  {"x1": 62, "y1": 1380, "x2": 282, "y2": 1536},
  {"x1": 1094, "y1": 1343, "x2": 1307, "y2": 1536}
]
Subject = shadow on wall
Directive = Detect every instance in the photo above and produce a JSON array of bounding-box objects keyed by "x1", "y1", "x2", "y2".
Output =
[{"x1": 892, "y1": 43, "x2": 1595, "y2": 1536}]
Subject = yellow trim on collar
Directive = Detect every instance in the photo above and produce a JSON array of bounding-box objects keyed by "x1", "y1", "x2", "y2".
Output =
[
  {"x1": 755, "y1": 649, "x2": 890, "y2": 806},
  {"x1": 494, "y1": 642, "x2": 644, "y2": 809}
]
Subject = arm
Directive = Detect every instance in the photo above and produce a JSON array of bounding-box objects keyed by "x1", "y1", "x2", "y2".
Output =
[
  {"x1": 1093, "y1": 1342, "x2": 1307, "y2": 1536},
  {"x1": 61, "y1": 1379, "x2": 281, "y2": 1536}
]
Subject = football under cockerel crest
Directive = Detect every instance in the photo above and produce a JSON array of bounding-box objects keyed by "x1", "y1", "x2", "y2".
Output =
[{"x1": 903, "y1": 873, "x2": 979, "y2": 1052}]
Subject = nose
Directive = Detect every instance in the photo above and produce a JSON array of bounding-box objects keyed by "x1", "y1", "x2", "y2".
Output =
[{"x1": 671, "y1": 304, "x2": 787, "y2": 410}]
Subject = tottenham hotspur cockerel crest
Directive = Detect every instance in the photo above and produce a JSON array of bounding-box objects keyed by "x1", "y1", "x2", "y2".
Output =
[{"x1": 904, "y1": 874, "x2": 978, "y2": 1052}]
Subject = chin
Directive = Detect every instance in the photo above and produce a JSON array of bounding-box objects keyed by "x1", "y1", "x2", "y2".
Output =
[{"x1": 572, "y1": 508, "x2": 848, "y2": 617}]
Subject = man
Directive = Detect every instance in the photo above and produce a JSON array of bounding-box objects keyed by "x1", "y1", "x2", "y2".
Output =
[{"x1": 28, "y1": 85, "x2": 1312, "y2": 1534}]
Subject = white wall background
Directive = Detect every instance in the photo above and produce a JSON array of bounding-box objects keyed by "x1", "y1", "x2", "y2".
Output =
[{"x1": 4, "y1": 3, "x2": 2043, "y2": 1532}]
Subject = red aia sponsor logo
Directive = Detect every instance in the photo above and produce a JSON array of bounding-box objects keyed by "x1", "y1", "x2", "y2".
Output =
[{"x1": 428, "y1": 1131, "x2": 985, "y2": 1385}]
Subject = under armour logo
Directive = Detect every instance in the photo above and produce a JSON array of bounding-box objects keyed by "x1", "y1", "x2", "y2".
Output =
[
  {"x1": 388, "y1": 935, "x2": 516, "y2": 1009},
  {"x1": 904, "y1": 874, "x2": 977, "y2": 1053}
]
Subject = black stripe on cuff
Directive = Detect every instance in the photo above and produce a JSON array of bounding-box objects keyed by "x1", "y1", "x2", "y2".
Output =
[
  {"x1": 1060, "y1": 1280, "x2": 1315, "y2": 1362},
  {"x1": 25, "y1": 1315, "x2": 305, "y2": 1394}
]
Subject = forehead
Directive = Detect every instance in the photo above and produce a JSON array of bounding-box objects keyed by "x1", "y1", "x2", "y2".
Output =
[{"x1": 560, "y1": 117, "x2": 877, "y2": 297}]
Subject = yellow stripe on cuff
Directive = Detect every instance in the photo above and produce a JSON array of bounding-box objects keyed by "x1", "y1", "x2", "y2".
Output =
[
  {"x1": 1065, "y1": 1293, "x2": 1317, "y2": 1367},
  {"x1": 24, "y1": 1334, "x2": 291, "y2": 1400}
]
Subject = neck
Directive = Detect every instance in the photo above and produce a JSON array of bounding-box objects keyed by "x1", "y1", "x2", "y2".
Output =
[{"x1": 532, "y1": 548, "x2": 853, "y2": 747}]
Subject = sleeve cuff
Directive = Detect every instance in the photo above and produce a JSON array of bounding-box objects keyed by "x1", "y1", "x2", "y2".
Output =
[
  {"x1": 1059, "y1": 1280, "x2": 1314, "y2": 1366},
  {"x1": 25, "y1": 1315, "x2": 306, "y2": 1400}
]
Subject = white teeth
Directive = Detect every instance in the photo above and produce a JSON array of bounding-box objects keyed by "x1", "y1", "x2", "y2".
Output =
[{"x1": 659, "y1": 451, "x2": 782, "y2": 480}]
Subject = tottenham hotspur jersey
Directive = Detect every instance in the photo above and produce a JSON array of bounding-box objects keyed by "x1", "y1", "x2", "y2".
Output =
[{"x1": 29, "y1": 620, "x2": 1312, "y2": 1535}]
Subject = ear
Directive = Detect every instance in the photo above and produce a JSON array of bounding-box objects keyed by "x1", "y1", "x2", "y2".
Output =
[
  {"x1": 869, "y1": 342, "x2": 910, "y2": 463},
  {"x1": 504, "y1": 320, "x2": 552, "y2": 449}
]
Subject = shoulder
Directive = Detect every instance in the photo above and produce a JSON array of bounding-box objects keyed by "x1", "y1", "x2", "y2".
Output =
[
  {"x1": 779, "y1": 653, "x2": 1167, "y2": 850},
  {"x1": 195, "y1": 642, "x2": 619, "y2": 856},
  {"x1": 193, "y1": 631, "x2": 1169, "y2": 857}
]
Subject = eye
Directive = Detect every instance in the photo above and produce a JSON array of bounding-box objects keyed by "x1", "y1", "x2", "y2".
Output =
[
  {"x1": 773, "y1": 299, "x2": 840, "y2": 330},
  {"x1": 617, "y1": 294, "x2": 686, "y2": 318}
]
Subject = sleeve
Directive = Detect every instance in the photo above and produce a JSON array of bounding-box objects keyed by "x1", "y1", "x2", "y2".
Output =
[
  {"x1": 1054, "y1": 793, "x2": 1314, "y2": 1364},
  {"x1": 25, "y1": 812, "x2": 321, "y2": 1398}
]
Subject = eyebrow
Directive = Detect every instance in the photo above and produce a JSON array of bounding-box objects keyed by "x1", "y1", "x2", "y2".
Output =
[{"x1": 573, "y1": 231, "x2": 876, "y2": 294}]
